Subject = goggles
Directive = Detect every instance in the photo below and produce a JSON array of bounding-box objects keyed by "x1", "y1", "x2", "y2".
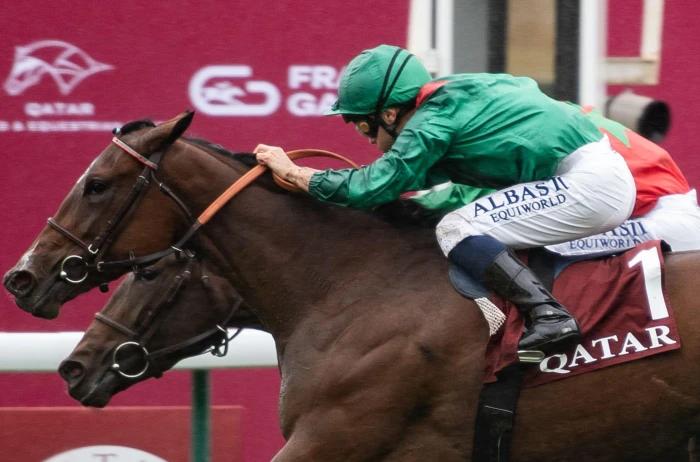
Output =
[{"x1": 354, "y1": 116, "x2": 380, "y2": 139}]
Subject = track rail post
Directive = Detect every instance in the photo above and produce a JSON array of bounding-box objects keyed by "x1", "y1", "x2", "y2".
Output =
[{"x1": 192, "y1": 369, "x2": 211, "y2": 462}]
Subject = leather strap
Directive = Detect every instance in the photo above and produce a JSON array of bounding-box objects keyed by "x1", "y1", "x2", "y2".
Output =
[
  {"x1": 95, "y1": 312, "x2": 138, "y2": 338},
  {"x1": 48, "y1": 217, "x2": 90, "y2": 251},
  {"x1": 197, "y1": 148, "x2": 359, "y2": 225},
  {"x1": 112, "y1": 136, "x2": 158, "y2": 170},
  {"x1": 472, "y1": 364, "x2": 525, "y2": 462}
]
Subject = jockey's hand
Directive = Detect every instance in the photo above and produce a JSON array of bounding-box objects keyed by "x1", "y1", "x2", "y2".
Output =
[
  {"x1": 254, "y1": 144, "x2": 296, "y2": 176},
  {"x1": 254, "y1": 144, "x2": 318, "y2": 193}
]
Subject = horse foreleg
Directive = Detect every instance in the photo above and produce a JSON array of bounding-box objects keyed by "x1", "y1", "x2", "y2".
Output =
[
  {"x1": 270, "y1": 423, "x2": 395, "y2": 462},
  {"x1": 270, "y1": 434, "x2": 319, "y2": 462},
  {"x1": 270, "y1": 409, "x2": 406, "y2": 462},
  {"x1": 271, "y1": 426, "x2": 467, "y2": 462}
]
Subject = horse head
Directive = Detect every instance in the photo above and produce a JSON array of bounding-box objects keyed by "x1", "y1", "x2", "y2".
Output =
[
  {"x1": 58, "y1": 250, "x2": 258, "y2": 407},
  {"x1": 3, "y1": 112, "x2": 199, "y2": 318}
]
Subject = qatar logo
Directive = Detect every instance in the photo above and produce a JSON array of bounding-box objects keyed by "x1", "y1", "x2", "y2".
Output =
[
  {"x1": 4, "y1": 40, "x2": 113, "y2": 96},
  {"x1": 189, "y1": 65, "x2": 280, "y2": 116}
]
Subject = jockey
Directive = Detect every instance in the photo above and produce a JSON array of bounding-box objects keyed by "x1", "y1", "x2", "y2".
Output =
[
  {"x1": 255, "y1": 44, "x2": 638, "y2": 354},
  {"x1": 411, "y1": 107, "x2": 700, "y2": 255}
]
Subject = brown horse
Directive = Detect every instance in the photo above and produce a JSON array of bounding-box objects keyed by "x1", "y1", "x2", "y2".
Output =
[
  {"x1": 4, "y1": 112, "x2": 700, "y2": 460},
  {"x1": 59, "y1": 251, "x2": 262, "y2": 406}
]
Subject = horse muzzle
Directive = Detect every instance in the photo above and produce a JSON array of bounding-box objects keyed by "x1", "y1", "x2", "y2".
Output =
[
  {"x1": 59, "y1": 358, "x2": 121, "y2": 408},
  {"x1": 3, "y1": 268, "x2": 37, "y2": 298},
  {"x1": 4, "y1": 265, "x2": 89, "y2": 318}
]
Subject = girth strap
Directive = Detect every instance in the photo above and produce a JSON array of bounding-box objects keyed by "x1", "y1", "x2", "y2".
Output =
[
  {"x1": 472, "y1": 364, "x2": 525, "y2": 462},
  {"x1": 471, "y1": 251, "x2": 556, "y2": 461}
]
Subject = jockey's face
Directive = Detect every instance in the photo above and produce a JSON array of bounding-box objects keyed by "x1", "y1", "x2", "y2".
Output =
[
  {"x1": 375, "y1": 124, "x2": 396, "y2": 153},
  {"x1": 353, "y1": 116, "x2": 379, "y2": 140},
  {"x1": 351, "y1": 108, "x2": 405, "y2": 153}
]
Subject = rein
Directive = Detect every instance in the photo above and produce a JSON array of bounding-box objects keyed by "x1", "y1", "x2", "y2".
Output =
[
  {"x1": 197, "y1": 149, "x2": 358, "y2": 224},
  {"x1": 48, "y1": 135, "x2": 358, "y2": 285}
]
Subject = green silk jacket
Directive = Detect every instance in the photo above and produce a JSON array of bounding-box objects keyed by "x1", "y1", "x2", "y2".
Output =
[{"x1": 309, "y1": 73, "x2": 603, "y2": 209}]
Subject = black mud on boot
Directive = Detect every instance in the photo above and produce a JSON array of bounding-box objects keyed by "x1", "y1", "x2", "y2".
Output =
[{"x1": 483, "y1": 249, "x2": 581, "y2": 353}]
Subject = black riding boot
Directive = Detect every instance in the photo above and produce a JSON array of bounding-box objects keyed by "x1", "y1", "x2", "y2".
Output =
[{"x1": 483, "y1": 249, "x2": 581, "y2": 352}]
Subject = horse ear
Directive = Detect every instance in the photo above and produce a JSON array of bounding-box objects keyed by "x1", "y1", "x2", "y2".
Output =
[{"x1": 140, "y1": 110, "x2": 195, "y2": 153}]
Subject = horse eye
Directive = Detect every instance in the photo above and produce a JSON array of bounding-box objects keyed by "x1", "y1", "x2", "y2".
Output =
[
  {"x1": 137, "y1": 268, "x2": 160, "y2": 281},
  {"x1": 85, "y1": 179, "x2": 109, "y2": 196}
]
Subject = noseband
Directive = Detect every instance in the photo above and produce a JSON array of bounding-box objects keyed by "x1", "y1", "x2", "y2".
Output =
[
  {"x1": 48, "y1": 132, "x2": 358, "y2": 287},
  {"x1": 94, "y1": 251, "x2": 243, "y2": 379}
]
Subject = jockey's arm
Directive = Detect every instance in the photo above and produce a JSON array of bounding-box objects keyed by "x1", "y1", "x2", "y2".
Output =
[{"x1": 254, "y1": 144, "x2": 320, "y2": 192}]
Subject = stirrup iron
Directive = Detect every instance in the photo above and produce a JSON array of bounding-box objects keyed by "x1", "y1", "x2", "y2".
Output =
[{"x1": 517, "y1": 350, "x2": 545, "y2": 364}]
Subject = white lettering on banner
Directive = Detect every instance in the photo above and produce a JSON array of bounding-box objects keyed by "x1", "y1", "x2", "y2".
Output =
[
  {"x1": 288, "y1": 65, "x2": 341, "y2": 89},
  {"x1": 287, "y1": 92, "x2": 337, "y2": 116},
  {"x1": 189, "y1": 65, "x2": 281, "y2": 116},
  {"x1": 0, "y1": 120, "x2": 122, "y2": 132},
  {"x1": 24, "y1": 102, "x2": 95, "y2": 117},
  {"x1": 286, "y1": 65, "x2": 340, "y2": 115},
  {"x1": 540, "y1": 326, "x2": 677, "y2": 374}
]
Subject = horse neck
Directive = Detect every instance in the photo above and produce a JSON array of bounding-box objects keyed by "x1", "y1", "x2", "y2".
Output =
[
  {"x1": 221, "y1": 197, "x2": 442, "y2": 344},
  {"x1": 161, "y1": 142, "x2": 439, "y2": 341}
]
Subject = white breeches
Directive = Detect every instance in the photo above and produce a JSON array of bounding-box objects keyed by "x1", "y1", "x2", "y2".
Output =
[
  {"x1": 546, "y1": 189, "x2": 700, "y2": 255},
  {"x1": 436, "y1": 136, "x2": 636, "y2": 255}
]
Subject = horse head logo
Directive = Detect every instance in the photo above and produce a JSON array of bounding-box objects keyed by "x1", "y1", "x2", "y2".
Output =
[{"x1": 4, "y1": 40, "x2": 113, "y2": 96}]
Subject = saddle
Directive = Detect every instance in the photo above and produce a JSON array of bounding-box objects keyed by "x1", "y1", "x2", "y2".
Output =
[{"x1": 452, "y1": 241, "x2": 679, "y2": 462}]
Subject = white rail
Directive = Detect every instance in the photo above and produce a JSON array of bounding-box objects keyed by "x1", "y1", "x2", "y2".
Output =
[{"x1": 0, "y1": 329, "x2": 277, "y2": 372}]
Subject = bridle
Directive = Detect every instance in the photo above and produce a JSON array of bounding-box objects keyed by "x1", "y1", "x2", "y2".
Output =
[
  {"x1": 47, "y1": 129, "x2": 358, "y2": 288},
  {"x1": 94, "y1": 250, "x2": 244, "y2": 379},
  {"x1": 48, "y1": 133, "x2": 196, "y2": 285}
]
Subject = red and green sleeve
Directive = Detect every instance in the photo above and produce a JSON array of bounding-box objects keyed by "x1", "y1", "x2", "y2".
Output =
[{"x1": 582, "y1": 107, "x2": 689, "y2": 217}]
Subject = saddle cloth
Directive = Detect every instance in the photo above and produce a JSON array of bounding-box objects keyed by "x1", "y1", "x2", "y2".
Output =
[{"x1": 478, "y1": 240, "x2": 681, "y2": 387}]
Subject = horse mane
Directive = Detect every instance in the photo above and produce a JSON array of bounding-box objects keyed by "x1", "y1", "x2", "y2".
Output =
[
  {"x1": 185, "y1": 138, "x2": 253, "y2": 161},
  {"x1": 181, "y1": 138, "x2": 440, "y2": 229}
]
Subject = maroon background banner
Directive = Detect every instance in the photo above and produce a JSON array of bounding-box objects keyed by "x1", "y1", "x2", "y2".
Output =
[
  {"x1": 0, "y1": 2, "x2": 408, "y2": 460},
  {"x1": 3, "y1": 1, "x2": 700, "y2": 460}
]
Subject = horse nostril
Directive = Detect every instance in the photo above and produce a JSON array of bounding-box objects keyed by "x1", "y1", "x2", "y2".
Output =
[
  {"x1": 58, "y1": 360, "x2": 85, "y2": 386},
  {"x1": 4, "y1": 270, "x2": 37, "y2": 297}
]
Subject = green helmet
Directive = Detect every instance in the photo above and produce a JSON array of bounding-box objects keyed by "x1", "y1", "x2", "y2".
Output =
[{"x1": 325, "y1": 44, "x2": 431, "y2": 116}]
